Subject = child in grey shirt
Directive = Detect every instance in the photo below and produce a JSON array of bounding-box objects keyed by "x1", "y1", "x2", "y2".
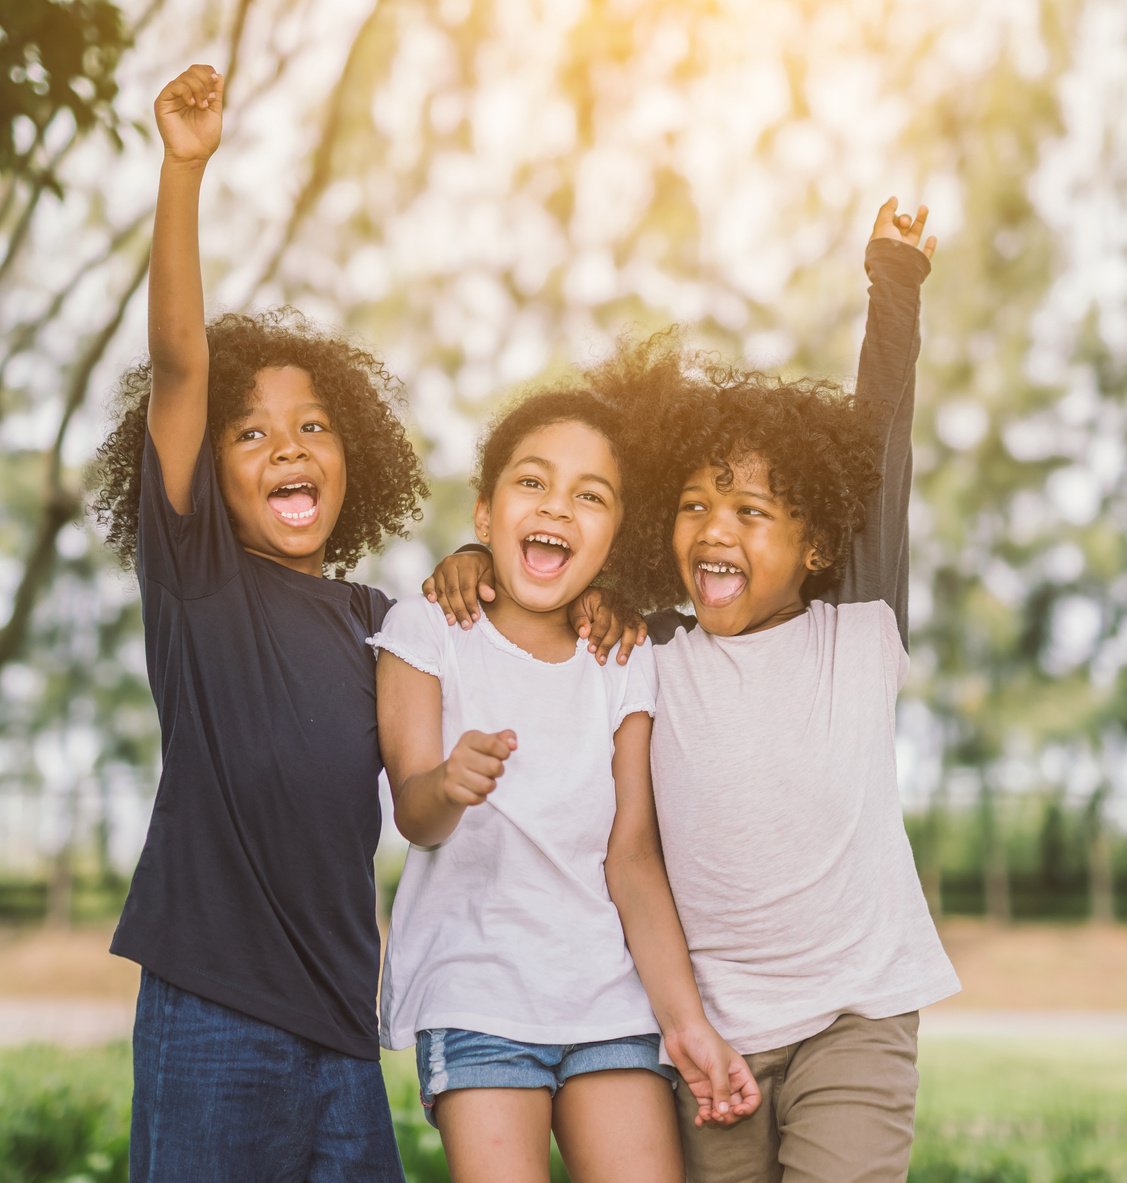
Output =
[{"x1": 430, "y1": 199, "x2": 959, "y2": 1181}]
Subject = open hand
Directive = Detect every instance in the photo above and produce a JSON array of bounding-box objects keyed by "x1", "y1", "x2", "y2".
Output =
[
  {"x1": 871, "y1": 196, "x2": 936, "y2": 260},
  {"x1": 424, "y1": 548, "x2": 495, "y2": 629},
  {"x1": 568, "y1": 587, "x2": 647, "y2": 666}
]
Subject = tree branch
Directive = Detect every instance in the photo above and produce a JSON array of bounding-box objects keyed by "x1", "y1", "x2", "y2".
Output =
[
  {"x1": 0, "y1": 129, "x2": 79, "y2": 286},
  {"x1": 0, "y1": 207, "x2": 151, "y2": 410},
  {"x1": 0, "y1": 246, "x2": 150, "y2": 671},
  {"x1": 248, "y1": 2, "x2": 387, "y2": 295}
]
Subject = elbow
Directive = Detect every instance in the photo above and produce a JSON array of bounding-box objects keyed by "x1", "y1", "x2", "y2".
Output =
[
  {"x1": 391, "y1": 796, "x2": 424, "y2": 845},
  {"x1": 605, "y1": 841, "x2": 662, "y2": 896},
  {"x1": 391, "y1": 789, "x2": 447, "y2": 849},
  {"x1": 149, "y1": 326, "x2": 209, "y2": 385}
]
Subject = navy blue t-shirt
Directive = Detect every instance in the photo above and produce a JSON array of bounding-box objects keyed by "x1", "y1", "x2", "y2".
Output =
[{"x1": 110, "y1": 432, "x2": 390, "y2": 1059}]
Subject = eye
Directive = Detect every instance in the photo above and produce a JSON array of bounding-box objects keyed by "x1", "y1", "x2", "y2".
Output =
[
  {"x1": 235, "y1": 427, "x2": 264, "y2": 442},
  {"x1": 517, "y1": 476, "x2": 545, "y2": 490},
  {"x1": 678, "y1": 500, "x2": 705, "y2": 514},
  {"x1": 300, "y1": 420, "x2": 329, "y2": 433},
  {"x1": 738, "y1": 505, "x2": 767, "y2": 519},
  {"x1": 578, "y1": 491, "x2": 607, "y2": 506}
]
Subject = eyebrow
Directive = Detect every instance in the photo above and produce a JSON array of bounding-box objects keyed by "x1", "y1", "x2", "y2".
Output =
[
  {"x1": 231, "y1": 401, "x2": 331, "y2": 424},
  {"x1": 682, "y1": 481, "x2": 777, "y2": 503},
  {"x1": 514, "y1": 454, "x2": 619, "y2": 495}
]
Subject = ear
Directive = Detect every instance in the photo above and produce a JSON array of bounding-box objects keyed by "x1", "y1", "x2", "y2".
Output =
[
  {"x1": 473, "y1": 496, "x2": 491, "y2": 544},
  {"x1": 804, "y1": 543, "x2": 831, "y2": 573}
]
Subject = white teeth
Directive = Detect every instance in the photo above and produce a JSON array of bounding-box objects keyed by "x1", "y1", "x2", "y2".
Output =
[
  {"x1": 525, "y1": 534, "x2": 570, "y2": 549},
  {"x1": 698, "y1": 561, "x2": 742, "y2": 574},
  {"x1": 279, "y1": 507, "x2": 316, "y2": 521}
]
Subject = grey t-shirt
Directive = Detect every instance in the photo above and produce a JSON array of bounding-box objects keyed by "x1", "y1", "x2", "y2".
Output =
[{"x1": 647, "y1": 240, "x2": 959, "y2": 1053}]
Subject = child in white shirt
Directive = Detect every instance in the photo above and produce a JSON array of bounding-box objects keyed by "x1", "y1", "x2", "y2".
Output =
[{"x1": 371, "y1": 388, "x2": 757, "y2": 1183}]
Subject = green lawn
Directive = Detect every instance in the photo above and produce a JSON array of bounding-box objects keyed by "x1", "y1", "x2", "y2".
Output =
[
  {"x1": 911, "y1": 1034, "x2": 1127, "y2": 1182},
  {"x1": 1, "y1": 1037, "x2": 1125, "y2": 1182}
]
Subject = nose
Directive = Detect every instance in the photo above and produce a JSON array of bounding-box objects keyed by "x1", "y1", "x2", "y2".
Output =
[
  {"x1": 272, "y1": 430, "x2": 309, "y2": 463},
  {"x1": 537, "y1": 488, "x2": 572, "y2": 521},
  {"x1": 699, "y1": 507, "x2": 735, "y2": 545}
]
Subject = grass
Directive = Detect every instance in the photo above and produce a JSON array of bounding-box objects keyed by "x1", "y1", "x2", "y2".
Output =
[
  {"x1": 0, "y1": 1044, "x2": 130, "y2": 1183},
  {"x1": 0, "y1": 1037, "x2": 1125, "y2": 1182},
  {"x1": 911, "y1": 1035, "x2": 1127, "y2": 1182}
]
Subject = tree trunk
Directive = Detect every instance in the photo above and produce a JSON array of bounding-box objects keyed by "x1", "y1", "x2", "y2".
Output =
[
  {"x1": 47, "y1": 845, "x2": 73, "y2": 929},
  {"x1": 981, "y1": 779, "x2": 1011, "y2": 925},
  {"x1": 1088, "y1": 785, "x2": 1116, "y2": 925}
]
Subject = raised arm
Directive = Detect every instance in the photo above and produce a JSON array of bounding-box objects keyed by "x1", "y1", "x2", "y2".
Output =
[
  {"x1": 376, "y1": 651, "x2": 516, "y2": 846},
  {"x1": 146, "y1": 65, "x2": 224, "y2": 513},
  {"x1": 835, "y1": 199, "x2": 936, "y2": 643},
  {"x1": 605, "y1": 712, "x2": 760, "y2": 1126}
]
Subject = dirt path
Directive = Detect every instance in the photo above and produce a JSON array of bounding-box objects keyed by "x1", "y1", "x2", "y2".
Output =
[{"x1": 2, "y1": 919, "x2": 1126, "y2": 1047}]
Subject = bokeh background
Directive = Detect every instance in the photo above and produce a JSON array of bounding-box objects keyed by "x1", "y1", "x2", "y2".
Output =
[{"x1": 1, "y1": 1, "x2": 1125, "y2": 1180}]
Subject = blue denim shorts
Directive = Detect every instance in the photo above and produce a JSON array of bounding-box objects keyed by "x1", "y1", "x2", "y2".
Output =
[{"x1": 415, "y1": 1027, "x2": 675, "y2": 1126}]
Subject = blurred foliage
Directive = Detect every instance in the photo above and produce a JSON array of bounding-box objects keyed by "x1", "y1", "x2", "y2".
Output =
[
  {"x1": 0, "y1": 0, "x2": 1125, "y2": 918},
  {"x1": 0, "y1": 0, "x2": 132, "y2": 184}
]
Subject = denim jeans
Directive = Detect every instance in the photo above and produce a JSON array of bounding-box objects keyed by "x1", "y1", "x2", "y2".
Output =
[{"x1": 130, "y1": 969, "x2": 405, "y2": 1182}]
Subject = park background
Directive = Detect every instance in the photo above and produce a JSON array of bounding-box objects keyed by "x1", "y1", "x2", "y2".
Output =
[{"x1": 1, "y1": 0, "x2": 1125, "y2": 1179}]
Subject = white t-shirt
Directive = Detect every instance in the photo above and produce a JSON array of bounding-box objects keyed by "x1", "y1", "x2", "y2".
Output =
[
  {"x1": 649, "y1": 599, "x2": 960, "y2": 1055},
  {"x1": 370, "y1": 596, "x2": 660, "y2": 1050}
]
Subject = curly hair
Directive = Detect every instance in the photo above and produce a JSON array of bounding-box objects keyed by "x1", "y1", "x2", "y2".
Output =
[
  {"x1": 473, "y1": 332, "x2": 703, "y2": 610},
  {"x1": 591, "y1": 340, "x2": 887, "y2": 611},
  {"x1": 473, "y1": 386, "x2": 643, "y2": 598},
  {"x1": 474, "y1": 389, "x2": 626, "y2": 504},
  {"x1": 90, "y1": 309, "x2": 428, "y2": 577}
]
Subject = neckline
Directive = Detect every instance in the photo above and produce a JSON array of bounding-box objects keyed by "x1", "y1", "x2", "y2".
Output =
[
  {"x1": 702, "y1": 606, "x2": 813, "y2": 643},
  {"x1": 475, "y1": 610, "x2": 587, "y2": 667},
  {"x1": 245, "y1": 550, "x2": 355, "y2": 602}
]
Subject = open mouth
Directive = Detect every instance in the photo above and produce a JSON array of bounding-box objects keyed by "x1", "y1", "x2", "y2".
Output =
[
  {"x1": 521, "y1": 533, "x2": 572, "y2": 576},
  {"x1": 694, "y1": 559, "x2": 748, "y2": 606},
  {"x1": 267, "y1": 481, "x2": 319, "y2": 523}
]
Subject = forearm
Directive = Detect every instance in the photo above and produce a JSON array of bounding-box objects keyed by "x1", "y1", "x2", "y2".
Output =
[
  {"x1": 838, "y1": 238, "x2": 928, "y2": 626},
  {"x1": 857, "y1": 238, "x2": 928, "y2": 411},
  {"x1": 148, "y1": 159, "x2": 209, "y2": 390},
  {"x1": 607, "y1": 847, "x2": 708, "y2": 1035},
  {"x1": 392, "y1": 763, "x2": 468, "y2": 847}
]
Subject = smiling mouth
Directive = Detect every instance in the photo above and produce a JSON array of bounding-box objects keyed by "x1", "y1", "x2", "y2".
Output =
[
  {"x1": 694, "y1": 559, "x2": 748, "y2": 607},
  {"x1": 521, "y1": 533, "x2": 572, "y2": 576},
  {"x1": 267, "y1": 481, "x2": 319, "y2": 523}
]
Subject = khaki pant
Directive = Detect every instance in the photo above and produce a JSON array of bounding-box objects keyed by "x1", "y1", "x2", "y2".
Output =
[{"x1": 676, "y1": 1012, "x2": 920, "y2": 1183}]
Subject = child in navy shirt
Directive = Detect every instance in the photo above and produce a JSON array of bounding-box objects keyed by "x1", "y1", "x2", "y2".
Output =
[{"x1": 91, "y1": 65, "x2": 426, "y2": 1181}]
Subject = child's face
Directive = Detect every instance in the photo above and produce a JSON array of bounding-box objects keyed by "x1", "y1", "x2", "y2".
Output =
[
  {"x1": 672, "y1": 452, "x2": 820, "y2": 636},
  {"x1": 474, "y1": 419, "x2": 623, "y2": 616},
  {"x1": 216, "y1": 365, "x2": 346, "y2": 577}
]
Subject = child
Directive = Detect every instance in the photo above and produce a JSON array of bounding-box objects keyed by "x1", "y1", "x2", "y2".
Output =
[
  {"x1": 429, "y1": 202, "x2": 960, "y2": 1181},
  {"x1": 90, "y1": 65, "x2": 426, "y2": 1180},
  {"x1": 370, "y1": 386, "x2": 758, "y2": 1183}
]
